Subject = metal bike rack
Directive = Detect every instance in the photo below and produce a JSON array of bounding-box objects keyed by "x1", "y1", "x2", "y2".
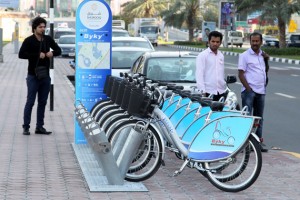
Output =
[{"x1": 74, "y1": 102, "x2": 147, "y2": 190}]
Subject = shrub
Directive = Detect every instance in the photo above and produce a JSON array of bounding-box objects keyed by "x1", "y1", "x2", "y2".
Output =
[{"x1": 262, "y1": 47, "x2": 300, "y2": 56}]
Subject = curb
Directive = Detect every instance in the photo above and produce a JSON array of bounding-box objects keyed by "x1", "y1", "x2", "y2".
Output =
[{"x1": 170, "y1": 45, "x2": 300, "y2": 65}]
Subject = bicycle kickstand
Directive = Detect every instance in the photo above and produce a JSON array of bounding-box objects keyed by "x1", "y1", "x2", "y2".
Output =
[{"x1": 173, "y1": 159, "x2": 190, "y2": 177}]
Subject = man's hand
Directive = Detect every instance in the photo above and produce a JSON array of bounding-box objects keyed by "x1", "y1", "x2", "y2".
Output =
[
  {"x1": 46, "y1": 51, "x2": 53, "y2": 58},
  {"x1": 40, "y1": 52, "x2": 46, "y2": 59}
]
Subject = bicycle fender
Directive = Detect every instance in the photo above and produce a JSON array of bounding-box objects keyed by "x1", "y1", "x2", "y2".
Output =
[{"x1": 250, "y1": 132, "x2": 260, "y2": 143}]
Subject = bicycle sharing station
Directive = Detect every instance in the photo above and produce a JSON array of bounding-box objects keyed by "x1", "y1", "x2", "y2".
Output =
[{"x1": 72, "y1": 0, "x2": 263, "y2": 193}]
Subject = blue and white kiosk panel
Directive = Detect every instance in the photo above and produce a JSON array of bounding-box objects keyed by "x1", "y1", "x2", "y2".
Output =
[{"x1": 75, "y1": 0, "x2": 112, "y2": 144}]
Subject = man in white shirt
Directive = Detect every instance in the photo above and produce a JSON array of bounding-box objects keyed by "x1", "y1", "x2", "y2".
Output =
[{"x1": 196, "y1": 31, "x2": 226, "y2": 101}]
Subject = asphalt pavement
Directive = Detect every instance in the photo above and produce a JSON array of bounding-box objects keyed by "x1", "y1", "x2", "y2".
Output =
[{"x1": 0, "y1": 42, "x2": 300, "y2": 199}]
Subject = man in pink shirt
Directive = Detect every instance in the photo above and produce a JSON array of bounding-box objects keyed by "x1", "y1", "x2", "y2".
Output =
[
  {"x1": 196, "y1": 31, "x2": 226, "y2": 101},
  {"x1": 238, "y1": 32, "x2": 269, "y2": 152}
]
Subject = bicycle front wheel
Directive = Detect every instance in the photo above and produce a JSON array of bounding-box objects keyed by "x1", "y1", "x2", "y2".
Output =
[
  {"x1": 204, "y1": 135, "x2": 262, "y2": 192},
  {"x1": 109, "y1": 119, "x2": 163, "y2": 182}
]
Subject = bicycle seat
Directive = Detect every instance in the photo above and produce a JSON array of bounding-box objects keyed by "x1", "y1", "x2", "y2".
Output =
[
  {"x1": 192, "y1": 96, "x2": 212, "y2": 107},
  {"x1": 210, "y1": 101, "x2": 225, "y2": 111},
  {"x1": 189, "y1": 94, "x2": 203, "y2": 100}
]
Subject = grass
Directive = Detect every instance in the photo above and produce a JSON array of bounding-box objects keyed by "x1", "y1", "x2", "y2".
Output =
[{"x1": 2, "y1": 41, "x2": 10, "y2": 46}]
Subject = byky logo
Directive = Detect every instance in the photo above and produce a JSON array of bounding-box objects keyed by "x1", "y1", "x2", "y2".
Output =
[{"x1": 211, "y1": 121, "x2": 235, "y2": 147}]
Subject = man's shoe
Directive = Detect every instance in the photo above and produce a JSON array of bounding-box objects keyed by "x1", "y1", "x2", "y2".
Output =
[
  {"x1": 23, "y1": 128, "x2": 30, "y2": 135},
  {"x1": 35, "y1": 127, "x2": 52, "y2": 135},
  {"x1": 260, "y1": 144, "x2": 268, "y2": 153}
]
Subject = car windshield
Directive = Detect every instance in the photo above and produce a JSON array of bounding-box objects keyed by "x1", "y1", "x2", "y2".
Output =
[
  {"x1": 264, "y1": 35, "x2": 277, "y2": 39},
  {"x1": 112, "y1": 41, "x2": 152, "y2": 49},
  {"x1": 112, "y1": 31, "x2": 129, "y2": 37},
  {"x1": 140, "y1": 27, "x2": 158, "y2": 34},
  {"x1": 146, "y1": 57, "x2": 196, "y2": 82},
  {"x1": 291, "y1": 35, "x2": 300, "y2": 41},
  {"x1": 59, "y1": 37, "x2": 75, "y2": 44},
  {"x1": 55, "y1": 31, "x2": 75, "y2": 39},
  {"x1": 112, "y1": 50, "x2": 146, "y2": 69},
  {"x1": 230, "y1": 31, "x2": 242, "y2": 37}
]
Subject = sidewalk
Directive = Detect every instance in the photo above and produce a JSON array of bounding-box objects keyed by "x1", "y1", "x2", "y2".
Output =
[{"x1": 0, "y1": 42, "x2": 300, "y2": 200}]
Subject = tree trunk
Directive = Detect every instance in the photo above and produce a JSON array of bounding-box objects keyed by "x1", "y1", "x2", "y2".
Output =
[
  {"x1": 277, "y1": 17, "x2": 286, "y2": 48},
  {"x1": 189, "y1": 28, "x2": 194, "y2": 42}
]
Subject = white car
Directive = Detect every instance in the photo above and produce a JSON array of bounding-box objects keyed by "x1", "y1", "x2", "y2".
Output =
[
  {"x1": 112, "y1": 36, "x2": 155, "y2": 50},
  {"x1": 112, "y1": 46, "x2": 154, "y2": 76},
  {"x1": 69, "y1": 36, "x2": 155, "y2": 76},
  {"x1": 57, "y1": 35, "x2": 75, "y2": 57},
  {"x1": 112, "y1": 29, "x2": 130, "y2": 37},
  {"x1": 46, "y1": 27, "x2": 75, "y2": 42},
  {"x1": 131, "y1": 51, "x2": 239, "y2": 109}
]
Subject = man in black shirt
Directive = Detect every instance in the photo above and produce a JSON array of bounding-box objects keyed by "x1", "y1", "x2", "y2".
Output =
[{"x1": 19, "y1": 17, "x2": 61, "y2": 135}]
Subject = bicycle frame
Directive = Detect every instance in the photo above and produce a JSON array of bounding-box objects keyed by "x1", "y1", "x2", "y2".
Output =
[{"x1": 149, "y1": 106, "x2": 260, "y2": 163}]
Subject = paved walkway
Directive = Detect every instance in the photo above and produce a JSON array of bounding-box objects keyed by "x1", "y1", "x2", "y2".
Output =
[{"x1": 0, "y1": 42, "x2": 300, "y2": 200}]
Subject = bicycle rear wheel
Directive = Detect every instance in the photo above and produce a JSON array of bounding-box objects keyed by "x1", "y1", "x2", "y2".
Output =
[
  {"x1": 204, "y1": 135, "x2": 262, "y2": 192},
  {"x1": 201, "y1": 141, "x2": 251, "y2": 182},
  {"x1": 109, "y1": 119, "x2": 163, "y2": 182}
]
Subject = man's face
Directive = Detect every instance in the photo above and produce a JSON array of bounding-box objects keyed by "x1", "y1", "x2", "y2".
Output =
[
  {"x1": 250, "y1": 35, "x2": 262, "y2": 52},
  {"x1": 35, "y1": 23, "x2": 46, "y2": 35},
  {"x1": 209, "y1": 36, "x2": 221, "y2": 52}
]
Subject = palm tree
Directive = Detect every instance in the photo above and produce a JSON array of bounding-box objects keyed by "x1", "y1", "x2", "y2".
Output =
[
  {"x1": 201, "y1": 1, "x2": 219, "y2": 25},
  {"x1": 161, "y1": 0, "x2": 201, "y2": 41},
  {"x1": 120, "y1": 0, "x2": 167, "y2": 31},
  {"x1": 235, "y1": 0, "x2": 300, "y2": 48},
  {"x1": 122, "y1": 0, "x2": 167, "y2": 19}
]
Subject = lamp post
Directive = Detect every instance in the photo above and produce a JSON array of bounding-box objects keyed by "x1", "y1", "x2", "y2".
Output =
[{"x1": 49, "y1": 0, "x2": 54, "y2": 111}]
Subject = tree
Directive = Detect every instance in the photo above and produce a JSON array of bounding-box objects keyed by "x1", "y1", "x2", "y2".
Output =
[
  {"x1": 121, "y1": 0, "x2": 166, "y2": 19},
  {"x1": 201, "y1": 1, "x2": 219, "y2": 27},
  {"x1": 161, "y1": 0, "x2": 201, "y2": 41},
  {"x1": 120, "y1": 0, "x2": 167, "y2": 31},
  {"x1": 235, "y1": 0, "x2": 300, "y2": 48}
]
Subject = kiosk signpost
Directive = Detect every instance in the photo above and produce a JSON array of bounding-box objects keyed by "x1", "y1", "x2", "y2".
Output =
[{"x1": 75, "y1": 0, "x2": 112, "y2": 144}]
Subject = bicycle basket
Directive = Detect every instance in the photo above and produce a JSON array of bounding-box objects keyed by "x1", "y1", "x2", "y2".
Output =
[
  {"x1": 103, "y1": 75, "x2": 111, "y2": 95},
  {"x1": 127, "y1": 89, "x2": 151, "y2": 117},
  {"x1": 115, "y1": 80, "x2": 127, "y2": 105},
  {"x1": 105, "y1": 76, "x2": 117, "y2": 97},
  {"x1": 110, "y1": 78, "x2": 122, "y2": 103},
  {"x1": 120, "y1": 84, "x2": 135, "y2": 110}
]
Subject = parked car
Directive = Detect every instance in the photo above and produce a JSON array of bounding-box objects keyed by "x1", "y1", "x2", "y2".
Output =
[
  {"x1": 112, "y1": 36, "x2": 154, "y2": 50},
  {"x1": 286, "y1": 33, "x2": 300, "y2": 47},
  {"x1": 112, "y1": 28, "x2": 130, "y2": 37},
  {"x1": 130, "y1": 51, "x2": 239, "y2": 107},
  {"x1": 262, "y1": 35, "x2": 279, "y2": 48},
  {"x1": 111, "y1": 46, "x2": 154, "y2": 76},
  {"x1": 131, "y1": 51, "x2": 197, "y2": 87},
  {"x1": 69, "y1": 37, "x2": 154, "y2": 70},
  {"x1": 46, "y1": 27, "x2": 75, "y2": 42},
  {"x1": 57, "y1": 35, "x2": 75, "y2": 57}
]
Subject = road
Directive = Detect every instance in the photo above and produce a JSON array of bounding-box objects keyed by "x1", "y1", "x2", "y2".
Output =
[{"x1": 155, "y1": 45, "x2": 300, "y2": 154}]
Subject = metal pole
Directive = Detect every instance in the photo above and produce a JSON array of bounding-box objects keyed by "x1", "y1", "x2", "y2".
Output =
[
  {"x1": 0, "y1": 28, "x2": 3, "y2": 62},
  {"x1": 49, "y1": 0, "x2": 54, "y2": 111},
  {"x1": 14, "y1": 22, "x2": 19, "y2": 54}
]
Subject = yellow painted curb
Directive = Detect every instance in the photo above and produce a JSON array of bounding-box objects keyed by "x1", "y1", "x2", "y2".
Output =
[{"x1": 282, "y1": 151, "x2": 300, "y2": 159}]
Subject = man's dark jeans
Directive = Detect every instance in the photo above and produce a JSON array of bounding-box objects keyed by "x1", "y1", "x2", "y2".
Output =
[
  {"x1": 23, "y1": 75, "x2": 50, "y2": 129},
  {"x1": 241, "y1": 90, "x2": 265, "y2": 139}
]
